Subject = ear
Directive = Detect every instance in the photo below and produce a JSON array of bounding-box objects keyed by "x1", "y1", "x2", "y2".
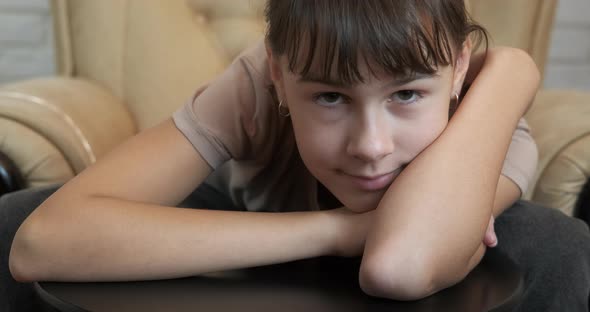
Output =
[
  {"x1": 451, "y1": 38, "x2": 473, "y2": 96},
  {"x1": 265, "y1": 42, "x2": 286, "y2": 102}
]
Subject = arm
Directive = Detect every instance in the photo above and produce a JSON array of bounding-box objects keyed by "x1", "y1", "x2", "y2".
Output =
[
  {"x1": 480, "y1": 176, "x2": 521, "y2": 246},
  {"x1": 359, "y1": 47, "x2": 540, "y2": 300},
  {"x1": 9, "y1": 119, "x2": 337, "y2": 282},
  {"x1": 483, "y1": 118, "x2": 539, "y2": 245},
  {"x1": 468, "y1": 49, "x2": 537, "y2": 218},
  {"x1": 468, "y1": 47, "x2": 536, "y2": 218}
]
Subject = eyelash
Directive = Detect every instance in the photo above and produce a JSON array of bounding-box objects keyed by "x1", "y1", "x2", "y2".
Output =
[
  {"x1": 313, "y1": 93, "x2": 344, "y2": 107},
  {"x1": 390, "y1": 90, "x2": 423, "y2": 105},
  {"x1": 313, "y1": 90, "x2": 423, "y2": 107}
]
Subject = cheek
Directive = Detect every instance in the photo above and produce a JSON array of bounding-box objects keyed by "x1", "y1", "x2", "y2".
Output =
[
  {"x1": 290, "y1": 113, "x2": 343, "y2": 170},
  {"x1": 400, "y1": 110, "x2": 449, "y2": 157},
  {"x1": 281, "y1": 85, "x2": 337, "y2": 176}
]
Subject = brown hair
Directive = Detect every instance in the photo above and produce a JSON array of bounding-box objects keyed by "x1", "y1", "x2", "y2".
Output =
[{"x1": 265, "y1": 0, "x2": 488, "y2": 85}]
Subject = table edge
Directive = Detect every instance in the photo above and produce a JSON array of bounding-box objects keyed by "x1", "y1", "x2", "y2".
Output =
[{"x1": 34, "y1": 282, "x2": 88, "y2": 312}]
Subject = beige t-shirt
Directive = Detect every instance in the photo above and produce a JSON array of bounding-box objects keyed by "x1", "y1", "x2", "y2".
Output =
[{"x1": 173, "y1": 40, "x2": 538, "y2": 212}]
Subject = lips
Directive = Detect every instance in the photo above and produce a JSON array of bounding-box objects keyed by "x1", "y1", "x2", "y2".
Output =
[
  {"x1": 343, "y1": 166, "x2": 404, "y2": 191},
  {"x1": 351, "y1": 172, "x2": 393, "y2": 180}
]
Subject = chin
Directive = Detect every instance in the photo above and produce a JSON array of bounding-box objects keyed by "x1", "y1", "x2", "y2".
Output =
[{"x1": 339, "y1": 191, "x2": 384, "y2": 213}]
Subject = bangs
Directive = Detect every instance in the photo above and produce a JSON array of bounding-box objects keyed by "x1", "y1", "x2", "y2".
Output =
[{"x1": 265, "y1": 0, "x2": 487, "y2": 85}]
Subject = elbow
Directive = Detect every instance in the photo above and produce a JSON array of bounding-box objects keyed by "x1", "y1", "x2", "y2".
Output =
[
  {"x1": 493, "y1": 46, "x2": 540, "y2": 75},
  {"x1": 496, "y1": 47, "x2": 541, "y2": 115},
  {"x1": 358, "y1": 246, "x2": 476, "y2": 301},
  {"x1": 359, "y1": 254, "x2": 437, "y2": 301},
  {"x1": 494, "y1": 47, "x2": 541, "y2": 89},
  {"x1": 9, "y1": 217, "x2": 47, "y2": 282},
  {"x1": 9, "y1": 251, "x2": 35, "y2": 283},
  {"x1": 515, "y1": 47, "x2": 541, "y2": 82}
]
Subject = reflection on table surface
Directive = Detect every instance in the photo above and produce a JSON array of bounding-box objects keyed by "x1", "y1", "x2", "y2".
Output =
[{"x1": 36, "y1": 252, "x2": 522, "y2": 312}]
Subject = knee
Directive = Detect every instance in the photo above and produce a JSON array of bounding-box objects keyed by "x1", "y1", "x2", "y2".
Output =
[
  {"x1": 550, "y1": 216, "x2": 590, "y2": 268},
  {"x1": 534, "y1": 205, "x2": 590, "y2": 259},
  {"x1": 498, "y1": 201, "x2": 590, "y2": 267}
]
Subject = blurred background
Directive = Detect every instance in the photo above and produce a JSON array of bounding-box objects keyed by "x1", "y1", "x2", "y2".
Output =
[
  {"x1": 544, "y1": 0, "x2": 590, "y2": 91},
  {"x1": 0, "y1": 0, "x2": 55, "y2": 85},
  {"x1": 0, "y1": 0, "x2": 588, "y2": 90}
]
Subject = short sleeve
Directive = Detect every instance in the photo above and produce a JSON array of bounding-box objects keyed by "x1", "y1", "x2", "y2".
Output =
[
  {"x1": 501, "y1": 118, "x2": 539, "y2": 196},
  {"x1": 172, "y1": 45, "x2": 270, "y2": 169}
]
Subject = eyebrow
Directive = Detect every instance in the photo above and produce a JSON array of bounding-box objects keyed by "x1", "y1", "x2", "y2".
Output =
[{"x1": 296, "y1": 72, "x2": 438, "y2": 88}]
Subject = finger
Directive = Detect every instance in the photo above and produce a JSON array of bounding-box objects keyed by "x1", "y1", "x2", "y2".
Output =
[{"x1": 484, "y1": 217, "x2": 497, "y2": 247}]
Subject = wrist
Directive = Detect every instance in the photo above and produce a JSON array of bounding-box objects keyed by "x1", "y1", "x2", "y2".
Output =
[
  {"x1": 320, "y1": 208, "x2": 371, "y2": 258},
  {"x1": 317, "y1": 209, "x2": 345, "y2": 256}
]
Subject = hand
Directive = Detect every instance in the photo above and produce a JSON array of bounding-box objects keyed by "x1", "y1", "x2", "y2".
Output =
[
  {"x1": 483, "y1": 215, "x2": 498, "y2": 247},
  {"x1": 327, "y1": 207, "x2": 375, "y2": 258}
]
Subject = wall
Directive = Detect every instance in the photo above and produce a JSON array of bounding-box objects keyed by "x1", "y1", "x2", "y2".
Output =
[
  {"x1": 544, "y1": 0, "x2": 590, "y2": 91},
  {"x1": 0, "y1": 0, "x2": 55, "y2": 84}
]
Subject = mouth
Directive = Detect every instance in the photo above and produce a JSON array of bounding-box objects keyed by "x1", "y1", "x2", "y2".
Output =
[{"x1": 342, "y1": 166, "x2": 405, "y2": 192}]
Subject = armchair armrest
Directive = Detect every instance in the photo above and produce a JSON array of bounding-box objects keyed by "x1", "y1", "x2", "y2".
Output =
[
  {"x1": 524, "y1": 89, "x2": 590, "y2": 217},
  {"x1": 0, "y1": 77, "x2": 136, "y2": 190}
]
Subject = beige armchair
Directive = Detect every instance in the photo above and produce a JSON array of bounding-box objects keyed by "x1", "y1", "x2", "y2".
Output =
[{"x1": 1, "y1": 0, "x2": 589, "y2": 219}]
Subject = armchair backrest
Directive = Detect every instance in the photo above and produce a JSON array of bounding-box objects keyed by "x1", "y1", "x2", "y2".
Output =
[
  {"x1": 51, "y1": 0, "x2": 557, "y2": 130},
  {"x1": 467, "y1": 0, "x2": 557, "y2": 76}
]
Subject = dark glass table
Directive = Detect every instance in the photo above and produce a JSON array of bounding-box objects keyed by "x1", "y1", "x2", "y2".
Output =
[{"x1": 35, "y1": 252, "x2": 522, "y2": 312}]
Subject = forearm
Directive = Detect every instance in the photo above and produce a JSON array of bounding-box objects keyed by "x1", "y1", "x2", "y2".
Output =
[
  {"x1": 10, "y1": 196, "x2": 334, "y2": 282},
  {"x1": 360, "y1": 48, "x2": 540, "y2": 299},
  {"x1": 493, "y1": 175, "x2": 522, "y2": 217}
]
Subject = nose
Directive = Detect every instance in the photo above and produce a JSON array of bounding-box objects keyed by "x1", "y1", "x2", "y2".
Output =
[{"x1": 346, "y1": 113, "x2": 394, "y2": 162}]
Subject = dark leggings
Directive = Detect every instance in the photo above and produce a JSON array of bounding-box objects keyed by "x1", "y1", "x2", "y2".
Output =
[{"x1": 1, "y1": 184, "x2": 589, "y2": 312}]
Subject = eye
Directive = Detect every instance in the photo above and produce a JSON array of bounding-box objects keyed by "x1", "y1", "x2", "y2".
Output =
[
  {"x1": 314, "y1": 92, "x2": 345, "y2": 107},
  {"x1": 391, "y1": 90, "x2": 421, "y2": 105}
]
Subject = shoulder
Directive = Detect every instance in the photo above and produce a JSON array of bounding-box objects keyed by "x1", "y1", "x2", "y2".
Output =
[
  {"x1": 233, "y1": 39, "x2": 273, "y2": 90},
  {"x1": 187, "y1": 39, "x2": 275, "y2": 123},
  {"x1": 226, "y1": 39, "x2": 282, "y2": 141},
  {"x1": 176, "y1": 39, "x2": 285, "y2": 162}
]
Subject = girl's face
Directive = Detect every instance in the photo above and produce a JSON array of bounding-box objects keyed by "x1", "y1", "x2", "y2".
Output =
[{"x1": 268, "y1": 44, "x2": 471, "y2": 213}]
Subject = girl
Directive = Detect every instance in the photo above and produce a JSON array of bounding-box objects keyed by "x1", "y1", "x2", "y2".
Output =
[{"x1": 6, "y1": 0, "x2": 590, "y2": 310}]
